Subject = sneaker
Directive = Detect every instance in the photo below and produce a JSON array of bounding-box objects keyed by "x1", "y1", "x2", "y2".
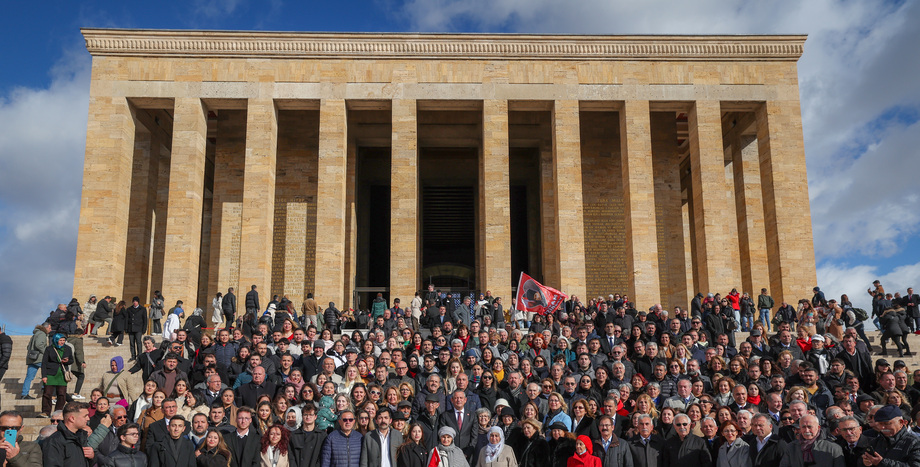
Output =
[
  {"x1": 116, "y1": 343, "x2": 122, "y2": 346},
  {"x1": 22, "y1": 395, "x2": 35, "y2": 400},
  {"x1": 72, "y1": 394, "x2": 85, "y2": 400},
  {"x1": 38, "y1": 413, "x2": 49, "y2": 418}
]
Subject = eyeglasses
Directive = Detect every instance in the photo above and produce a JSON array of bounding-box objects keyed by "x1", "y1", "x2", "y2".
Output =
[
  {"x1": 565, "y1": 382, "x2": 576, "y2": 386},
  {"x1": 0, "y1": 426, "x2": 21, "y2": 431},
  {"x1": 341, "y1": 418, "x2": 355, "y2": 422},
  {"x1": 674, "y1": 423, "x2": 690, "y2": 426}
]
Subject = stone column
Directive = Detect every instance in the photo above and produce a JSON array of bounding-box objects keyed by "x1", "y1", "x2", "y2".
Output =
[
  {"x1": 207, "y1": 110, "x2": 246, "y2": 311},
  {"x1": 239, "y1": 99, "x2": 278, "y2": 296},
  {"x1": 540, "y1": 141, "x2": 560, "y2": 288},
  {"x1": 74, "y1": 97, "x2": 136, "y2": 301},
  {"x1": 732, "y1": 133, "x2": 770, "y2": 295},
  {"x1": 620, "y1": 101, "x2": 661, "y2": 306},
  {"x1": 122, "y1": 127, "x2": 153, "y2": 302},
  {"x1": 552, "y1": 100, "x2": 587, "y2": 298},
  {"x1": 756, "y1": 101, "x2": 817, "y2": 305},
  {"x1": 481, "y1": 99, "x2": 513, "y2": 302},
  {"x1": 162, "y1": 98, "x2": 208, "y2": 306},
  {"x1": 688, "y1": 101, "x2": 735, "y2": 294},
  {"x1": 314, "y1": 99, "x2": 348, "y2": 307},
  {"x1": 390, "y1": 99, "x2": 419, "y2": 303},
  {"x1": 651, "y1": 112, "x2": 688, "y2": 307}
]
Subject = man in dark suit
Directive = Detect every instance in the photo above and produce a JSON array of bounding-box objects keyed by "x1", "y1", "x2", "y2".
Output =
[
  {"x1": 236, "y1": 366, "x2": 276, "y2": 408},
  {"x1": 438, "y1": 390, "x2": 474, "y2": 453},
  {"x1": 224, "y1": 408, "x2": 261, "y2": 467},
  {"x1": 599, "y1": 322, "x2": 622, "y2": 356},
  {"x1": 598, "y1": 396, "x2": 627, "y2": 439},
  {"x1": 222, "y1": 287, "x2": 237, "y2": 330},
  {"x1": 747, "y1": 413, "x2": 786, "y2": 467},
  {"x1": 834, "y1": 416, "x2": 870, "y2": 467},
  {"x1": 728, "y1": 385, "x2": 757, "y2": 413},
  {"x1": 126, "y1": 297, "x2": 147, "y2": 360},
  {"x1": 290, "y1": 403, "x2": 327, "y2": 467},
  {"x1": 628, "y1": 414, "x2": 665, "y2": 467},
  {"x1": 144, "y1": 398, "x2": 190, "y2": 450},
  {"x1": 148, "y1": 416, "x2": 196, "y2": 467},
  {"x1": 836, "y1": 336, "x2": 875, "y2": 392},
  {"x1": 664, "y1": 413, "x2": 712, "y2": 467},
  {"x1": 359, "y1": 409, "x2": 403, "y2": 467}
]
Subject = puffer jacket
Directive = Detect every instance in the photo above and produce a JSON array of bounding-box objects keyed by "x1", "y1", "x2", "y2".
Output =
[
  {"x1": 26, "y1": 325, "x2": 48, "y2": 365},
  {"x1": 868, "y1": 426, "x2": 920, "y2": 467},
  {"x1": 212, "y1": 341, "x2": 238, "y2": 368},
  {"x1": 98, "y1": 443, "x2": 147, "y2": 467},
  {"x1": 320, "y1": 429, "x2": 363, "y2": 467}
]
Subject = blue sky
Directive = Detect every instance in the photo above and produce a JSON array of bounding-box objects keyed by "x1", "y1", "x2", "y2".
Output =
[{"x1": 1, "y1": 0, "x2": 918, "y2": 334}]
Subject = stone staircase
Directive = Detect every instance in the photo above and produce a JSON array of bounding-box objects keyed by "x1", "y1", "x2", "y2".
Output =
[
  {"x1": 2, "y1": 333, "x2": 136, "y2": 440},
  {"x1": 1, "y1": 330, "x2": 919, "y2": 441}
]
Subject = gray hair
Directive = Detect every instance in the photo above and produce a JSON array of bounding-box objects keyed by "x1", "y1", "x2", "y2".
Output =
[
  {"x1": 475, "y1": 407, "x2": 492, "y2": 418},
  {"x1": 451, "y1": 339, "x2": 463, "y2": 347},
  {"x1": 646, "y1": 342, "x2": 658, "y2": 351},
  {"x1": 426, "y1": 374, "x2": 442, "y2": 384},
  {"x1": 751, "y1": 413, "x2": 771, "y2": 424},
  {"x1": 142, "y1": 336, "x2": 155, "y2": 345},
  {"x1": 646, "y1": 382, "x2": 661, "y2": 391},
  {"x1": 636, "y1": 414, "x2": 653, "y2": 425},
  {"x1": 618, "y1": 383, "x2": 633, "y2": 392},
  {"x1": 674, "y1": 413, "x2": 691, "y2": 424},
  {"x1": 737, "y1": 410, "x2": 752, "y2": 420}
]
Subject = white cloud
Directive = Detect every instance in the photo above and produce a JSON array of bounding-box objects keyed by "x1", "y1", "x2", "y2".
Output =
[{"x1": 0, "y1": 52, "x2": 90, "y2": 334}]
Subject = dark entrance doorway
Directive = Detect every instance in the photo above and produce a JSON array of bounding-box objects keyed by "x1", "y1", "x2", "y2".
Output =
[{"x1": 420, "y1": 148, "x2": 477, "y2": 288}]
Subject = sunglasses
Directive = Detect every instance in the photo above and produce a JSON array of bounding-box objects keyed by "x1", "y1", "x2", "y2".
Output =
[
  {"x1": 341, "y1": 418, "x2": 355, "y2": 422},
  {"x1": 0, "y1": 426, "x2": 21, "y2": 431},
  {"x1": 674, "y1": 423, "x2": 690, "y2": 426},
  {"x1": 781, "y1": 417, "x2": 793, "y2": 421},
  {"x1": 370, "y1": 391, "x2": 381, "y2": 395}
]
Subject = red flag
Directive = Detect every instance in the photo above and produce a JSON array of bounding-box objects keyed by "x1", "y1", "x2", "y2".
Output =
[
  {"x1": 427, "y1": 448, "x2": 441, "y2": 467},
  {"x1": 515, "y1": 272, "x2": 568, "y2": 316}
]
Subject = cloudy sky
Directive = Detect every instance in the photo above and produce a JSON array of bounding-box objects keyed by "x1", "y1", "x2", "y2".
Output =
[{"x1": 0, "y1": 0, "x2": 916, "y2": 333}]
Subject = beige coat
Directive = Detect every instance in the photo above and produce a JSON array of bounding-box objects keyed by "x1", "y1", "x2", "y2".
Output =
[
  {"x1": 260, "y1": 448, "x2": 290, "y2": 467},
  {"x1": 475, "y1": 445, "x2": 518, "y2": 467},
  {"x1": 98, "y1": 370, "x2": 143, "y2": 404}
]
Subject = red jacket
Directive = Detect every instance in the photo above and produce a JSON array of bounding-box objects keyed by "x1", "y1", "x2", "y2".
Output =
[{"x1": 567, "y1": 435, "x2": 602, "y2": 467}]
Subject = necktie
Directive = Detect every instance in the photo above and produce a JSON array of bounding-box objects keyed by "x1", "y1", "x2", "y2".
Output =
[
  {"x1": 609, "y1": 337, "x2": 614, "y2": 347},
  {"x1": 457, "y1": 411, "x2": 462, "y2": 429}
]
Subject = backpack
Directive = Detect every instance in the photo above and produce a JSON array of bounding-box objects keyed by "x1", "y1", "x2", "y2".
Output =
[{"x1": 851, "y1": 307, "x2": 869, "y2": 323}]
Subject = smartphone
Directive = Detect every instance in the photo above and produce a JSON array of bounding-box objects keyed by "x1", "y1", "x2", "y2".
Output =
[{"x1": 3, "y1": 429, "x2": 15, "y2": 448}]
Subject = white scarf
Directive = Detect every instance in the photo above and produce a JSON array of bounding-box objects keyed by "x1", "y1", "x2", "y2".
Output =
[{"x1": 485, "y1": 426, "x2": 505, "y2": 462}]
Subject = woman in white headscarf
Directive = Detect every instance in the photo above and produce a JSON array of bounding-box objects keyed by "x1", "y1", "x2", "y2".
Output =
[
  {"x1": 476, "y1": 426, "x2": 517, "y2": 467},
  {"x1": 428, "y1": 427, "x2": 470, "y2": 467}
]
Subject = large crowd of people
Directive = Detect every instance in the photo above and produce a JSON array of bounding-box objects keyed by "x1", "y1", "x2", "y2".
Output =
[{"x1": 9, "y1": 280, "x2": 920, "y2": 466}]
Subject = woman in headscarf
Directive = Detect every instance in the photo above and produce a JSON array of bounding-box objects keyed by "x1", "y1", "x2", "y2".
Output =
[
  {"x1": 428, "y1": 427, "x2": 470, "y2": 467},
  {"x1": 283, "y1": 406, "x2": 302, "y2": 432},
  {"x1": 475, "y1": 426, "x2": 517, "y2": 467},
  {"x1": 40, "y1": 333, "x2": 73, "y2": 417},
  {"x1": 97, "y1": 355, "x2": 142, "y2": 409},
  {"x1": 566, "y1": 435, "x2": 601, "y2": 467}
]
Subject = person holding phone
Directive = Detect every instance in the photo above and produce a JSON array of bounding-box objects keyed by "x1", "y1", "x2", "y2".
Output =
[
  {"x1": 0, "y1": 410, "x2": 41, "y2": 466},
  {"x1": 40, "y1": 333, "x2": 73, "y2": 418}
]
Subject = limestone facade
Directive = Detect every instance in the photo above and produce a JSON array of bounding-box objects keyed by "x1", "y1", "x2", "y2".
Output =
[{"x1": 74, "y1": 29, "x2": 817, "y2": 317}]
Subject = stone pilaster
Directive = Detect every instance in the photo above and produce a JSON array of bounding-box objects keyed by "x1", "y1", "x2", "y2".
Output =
[
  {"x1": 207, "y1": 110, "x2": 246, "y2": 312},
  {"x1": 390, "y1": 99, "x2": 419, "y2": 303},
  {"x1": 122, "y1": 127, "x2": 155, "y2": 302},
  {"x1": 239, "y1": 99, "x2": 278, "y2": 296},
  {"x1": 688, "y1": 101, "x2": 735, "y2": 294},
  {"x1": 732, "y1": 133, "x2": 770, "y2": 295},
  {"x1": 74, "y1": 96, "x2": 136, "y2": 302},
  {"x1": 481, "y1": 99, "x2": 512, "y2": 302},
  {"x1": 552, "y1": 100, "x2": 587, "y2": 298},
  {"x1": 756, "y1": 100, "x2": 817, "y2": 305},
  {"x1": 540, "y1": 141, "x2": 560, "y2": 288},
  {"x1": 651, "y1": 112, "x2": 688, "y2": 308},
  {"x1": 162, "y1": 98, "x2": 207, "y2": 306},
  {"x1": 314, "y1": 99, "x2": 348, "y2": 307},
  {"x1": 620, "y1": 100, "x2": 661, "y2": 306},
  {"x1": 344, "y1": 138, "x2": 357, "y2": 309}
]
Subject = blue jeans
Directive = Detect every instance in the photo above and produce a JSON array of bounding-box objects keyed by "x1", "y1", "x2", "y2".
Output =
[
  {"x1": 22, "y1": 363, "x2": 40, "y2": 396},
  {"x1": 741, "y1": 316, "x2": 754, "y2": 331},
  {"x1": 759, "y1": 309, "x2": 771, "y2": 332}
]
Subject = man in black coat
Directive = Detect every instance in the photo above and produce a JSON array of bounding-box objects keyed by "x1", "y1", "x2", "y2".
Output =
[
  {"x1": 664, "y1": 414, "x2": 712, "y2": 467},
  {"x1": 289, "y1": 404, "x2": 327, "y2": 467},
  {"x1": 0, "y1": 327, "x2": 11, "y2": 407},
  {"x1": 125, "y1": 297, "x2": 147, "y2": 360},
  {"x1": 148, "y1": 416, "x2": 196, "y2": 467},
  {"x1": 222, "y1": 287, "x2": 237, "y2": 330},
  {"x1": 144, "y1": 399, "x2": 190, "y2": 451},
  {"x1": 834, "y1": 416, "x2": 870, "y2": 467},
  {"x1": 836, "y1": 336, "x2": 875, "y2": 392},
  {"x1": 747, "y1": 413, "x2": 786, "y2": 467},
  {"x1": 235, "y1": 366, "x2": 276, "y2": 409},
  {"x1": 42, "y1": 402, "x2": 94, "y2": 467},
  {"x1": 245, "y1": 285, "x2": 260, "y2": 318},
  {"x1": 224, "y1": 408, "x2": 261, "y2": 467},
  {"x1": 628, "y1": 414, "x2": 665, "y2": 467}
]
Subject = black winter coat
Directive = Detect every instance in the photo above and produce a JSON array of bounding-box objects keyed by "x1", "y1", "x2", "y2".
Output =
[
  {"x1": 396, "y1": 441, "x2": 429, "y2": 467},
  {"x1": 245, "y1": 290, "x2": 260, "y2": 311},
  {"x1": 516, "y1": 434, "x2": 551, "y2": 467},
  {"x1": 42, "y1": 424, "x2": 90, "y2": 467},
  {"x1": 97, "y1": 443, "x2": 148, "y2": 467},
  {"x1": 549, "y1": 437, "x2": 576, "y2": 467},
  {"x1": 41, "y1": 345, "x2": 73, "y2": 378},
  {"x1": 126, "y1": 306, "x2": 147, "y2": 333},
  {"x1": 196, "y1": 448, "x2": 230, "y2": 467},
  {"x1": 222, "y1": 292, "x2": 237, "y2": 316},
  {"x1": 289, "y1": 427, "x2": 327, "y2": 467},
  {"x1": 111, "y1": 307, "x2": 127, "y2": 333}
]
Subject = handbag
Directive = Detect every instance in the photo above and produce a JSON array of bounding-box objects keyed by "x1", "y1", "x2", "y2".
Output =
[{"x1": 54, "y1": 347, "x2": 74, "y2": 383}]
